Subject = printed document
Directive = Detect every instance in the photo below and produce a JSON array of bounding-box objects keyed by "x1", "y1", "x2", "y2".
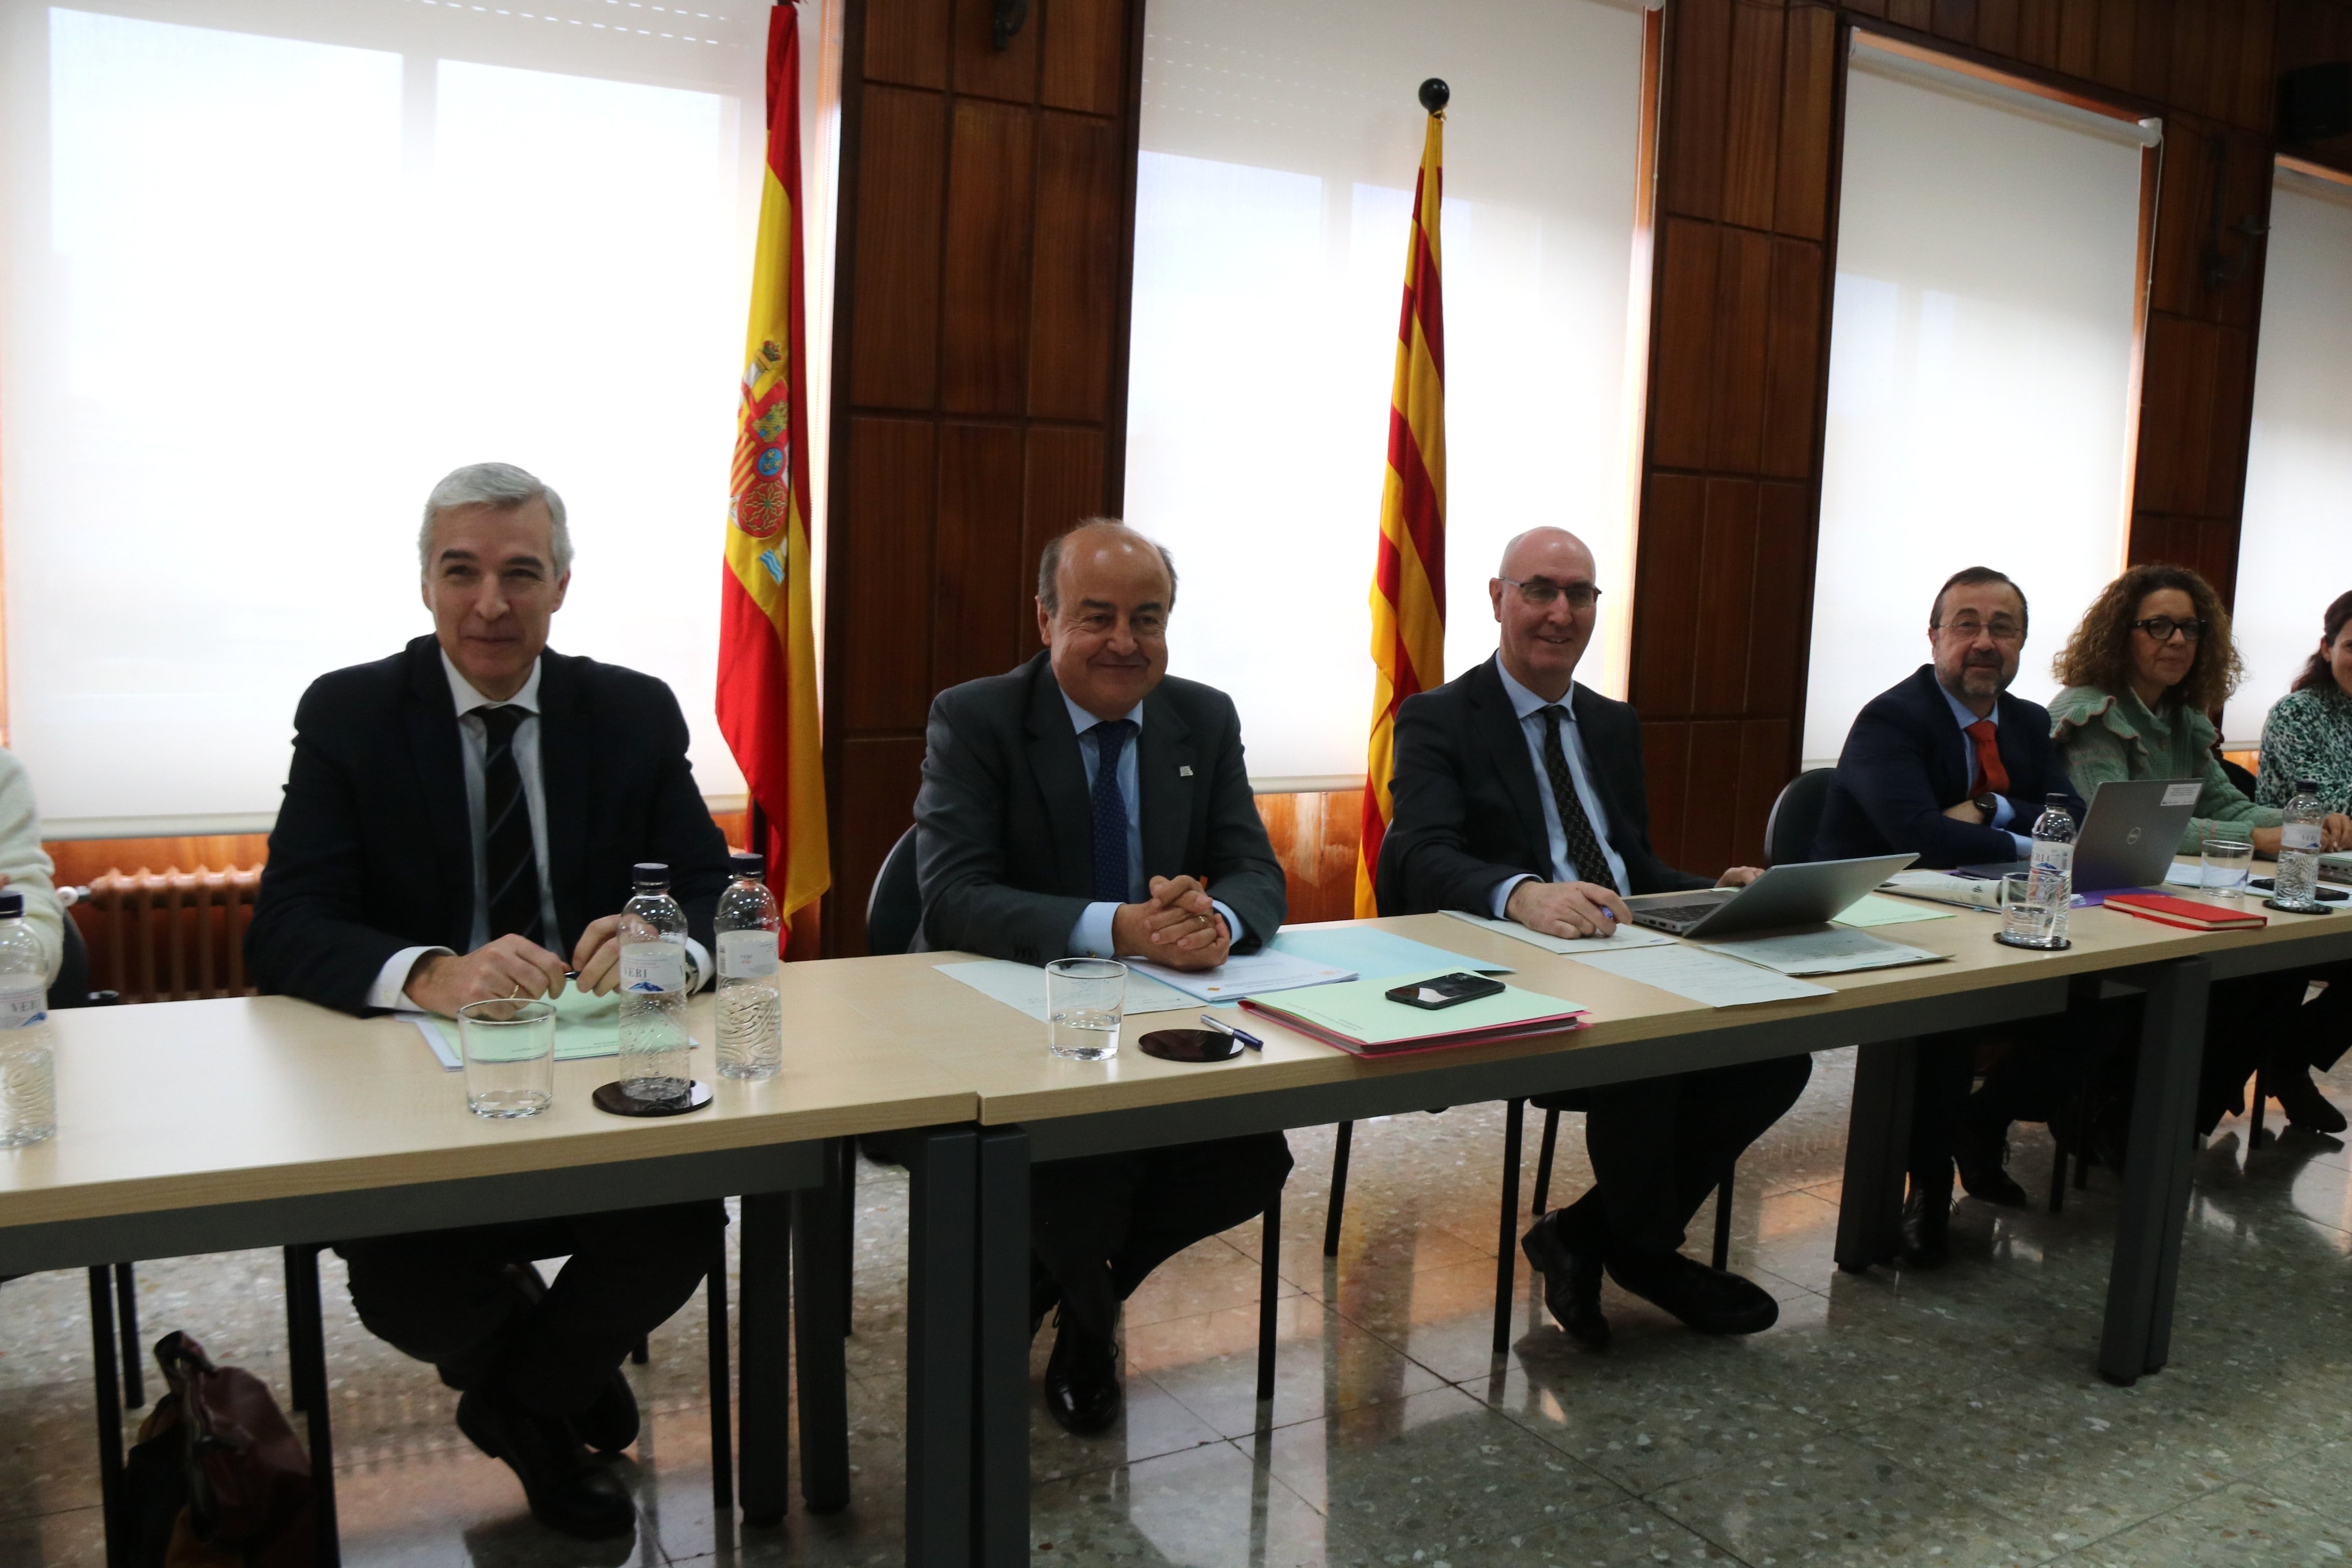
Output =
[
  {"x1": 1127, "y1": 947, "x2": 1356, "y2": 1001},
  {"x1": 1562, "y1": 944, "x2": 1833, "y2": 1007},
  {"x1": 934, "y1": 959, "x2": 1197, "y2": 1022},
  {"x1": 1441, "y1": 908, "x2": 1678, "y2": 952},
  {"x1": 1697, "y1": 927, "x2": 1945, "y2": 977}
]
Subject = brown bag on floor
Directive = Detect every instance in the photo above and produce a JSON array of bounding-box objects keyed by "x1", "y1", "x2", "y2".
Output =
[{"x1": 153, "y1": 1331, "x2": 315, "y2": 1566}]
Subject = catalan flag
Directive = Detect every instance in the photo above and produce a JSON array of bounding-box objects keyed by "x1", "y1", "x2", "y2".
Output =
[
  {"x1": 717, "y1": 2, "x2": 830, "y2": 923},
  {"x1": 1356, "y1": 101, "x2": 1447, "y2": 918}
]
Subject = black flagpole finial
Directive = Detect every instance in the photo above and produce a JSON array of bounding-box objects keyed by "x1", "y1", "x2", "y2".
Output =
[{"x1": 1419, "y1": 78, "x2": 1450, "y2": 115}]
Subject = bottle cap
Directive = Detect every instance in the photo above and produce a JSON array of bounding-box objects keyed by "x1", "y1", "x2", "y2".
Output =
[
  {"x1": 2046, "y1": 793, "x2": 2068, "y2": 806},
  {"x1": 0, "y1": 892, "x2": 22, "y2": 918},
  {"x1": 731, "y1": 852, "x2": 765, "y2": 878},
  {"x1": 2300, "y1": 780, "x2": 2322, "y2": 796},
  {"x1": 633, "y1": 862, "x2": 669, "y2": 886}
]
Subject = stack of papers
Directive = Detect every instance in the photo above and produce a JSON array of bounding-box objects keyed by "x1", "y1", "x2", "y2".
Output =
[
  {"x1": 409, "y1": 986, "x2": 623, "y2": 1070},
  {"x1": 1242, "y1": 974, "x2": 1585, "y2": 1057},
  {"x1": 1832, "y1": 894, "x2": 1957, "y2": 927},
  {"x1": 1562, "y1": 944, "x2": 1833, "y2": 1006},
  {"x1": 1269, "y1": 926, "x2": 1509, "y2": 977},
  {"x1": 1127, "y1": 947, "x2": 1355, "y2": 1001},
  {"x1": 1697, "y1": 927, "x2": 1945, "y2": 976},
  {"x1": 1880, "y1": 870, "x2": 2003, "y2": 911},
  {"x1": 935, "y1": 959, "x2": 1196, "y2": 1022},
  {"x1": 1440, "y1": 908, "x2": 1678, "y2": 952}
]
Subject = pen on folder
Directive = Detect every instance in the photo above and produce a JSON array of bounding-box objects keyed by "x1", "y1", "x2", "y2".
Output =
[{"x1": 1197, "y1": 1013, "x2": 1262, "y2": 1052}]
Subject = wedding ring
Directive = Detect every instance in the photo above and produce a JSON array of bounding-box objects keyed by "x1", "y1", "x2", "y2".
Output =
[{"x1": 504, "y1": 981, "x2": 522, "y2": 1000}]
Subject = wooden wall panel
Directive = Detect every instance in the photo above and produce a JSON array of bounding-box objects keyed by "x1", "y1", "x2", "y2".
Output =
[
  {"x1": 1665, "y1": 0, "x2": 1734, "y2": 219},
  {"x1": 1650, "y1": 220, "x2": 1722, "y2": 470},
  {"x1": 1777, "y1": 6, "x2": 1840, "y2": 239},
  {"x1": 941, "y1": 101, "x2": 1037, "y2": 414},
  {"x1": 1724, "y1": 3, "x2": 1789, "y2": 228},
  {"x1": 1693, "y1": 480, "x2": 1762, "y2": 716},
  {"x1": 1630, "y1": 475, "x2": 1707, "y2": 714},
  {"x1": 823, "y1": 0, "x2": 1143, "y2": 953},
  {"x1": 1706, "y1": 228, "x2": 1776, "y2": 471}
]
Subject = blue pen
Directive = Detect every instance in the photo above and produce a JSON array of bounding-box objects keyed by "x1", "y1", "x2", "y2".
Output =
[{"x1": 1197, "y1": 1013, "x2": 1264, "y2": 1052}]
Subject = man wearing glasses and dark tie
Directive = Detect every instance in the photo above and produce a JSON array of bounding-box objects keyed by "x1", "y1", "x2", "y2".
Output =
[{"x1": 1377, "y1": 526, "x2": 1808, "y2": 1352}]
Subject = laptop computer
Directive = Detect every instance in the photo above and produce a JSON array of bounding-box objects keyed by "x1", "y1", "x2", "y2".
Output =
[
  {"x1": 1623, "y1": 853, "x2": 1918, "y2": 938},
  {"x1": 1955, "y1": 777, "x2": 2201, "y2": 892}
]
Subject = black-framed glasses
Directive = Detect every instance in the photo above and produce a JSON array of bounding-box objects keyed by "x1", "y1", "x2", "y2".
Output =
[
  {"x1": 1498, "y1": 576, "x2": 1602, "y2": 611},
  {"x1": 2131, "y1": 615, "x2": 2207, "y2": 644},
  {"x1": 1934, "y1": 617, "x2": 2026, "y2": 644}
]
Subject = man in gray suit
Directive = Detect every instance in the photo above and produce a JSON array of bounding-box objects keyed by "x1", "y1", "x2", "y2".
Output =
[{"x1": 914, "y1": 519, "x2": 1292, "y2": 1436}]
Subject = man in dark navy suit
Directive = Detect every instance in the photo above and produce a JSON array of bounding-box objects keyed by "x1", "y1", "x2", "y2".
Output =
[
  {"x1": 249, "y1": 462, "x2": 729, "y2": 1540},
  {"x1": 1378, "y1": 527, "x2": 1809, "y2": 1351},
  {"x1": 913, "y1": 519, "x2": 1292, "y2": 1436},
  {"x1": 1812, "y1": 567, "x2": 2084, "y2": 1266}
]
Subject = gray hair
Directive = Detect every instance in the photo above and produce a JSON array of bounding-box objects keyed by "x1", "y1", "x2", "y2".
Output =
[
  {"x1": 418, "y1": 462, "x2": 573, "y2": 576},
  {"x1": 1036, "y1": 518, "x2": 1177, "y2": 616}
]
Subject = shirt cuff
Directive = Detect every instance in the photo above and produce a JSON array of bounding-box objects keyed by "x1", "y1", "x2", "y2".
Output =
[
  {"x1": 372, "y1": 945, "x2": 451, "y2": 1011},
  {"x1": 1990, "y1": 795, "x2": 2016, "y2": 831},
  {"x1": 1068, "y1": 901, "x2": 1121, "y2": 959},
  {"x1": 2009, "y1": 832, "x2": 2034, "y2": 858},
  {"x1": 1491, "y1": 874, "x2": 1538, "y2": 919},
  {"x1": 683, "y1": 938, "x2": 712, "y2": 993},
  {"x1": 1211, "y1": 899, "x2": 1245, "y2": 949}
]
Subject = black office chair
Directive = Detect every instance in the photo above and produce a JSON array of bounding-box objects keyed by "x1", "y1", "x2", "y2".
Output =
[
  {"x1": 1762, "y1": 767, "x2": 1836, "y2": 868},
  {"x1": 865, "y1": 825, "x2": 923, "y2": 958}
]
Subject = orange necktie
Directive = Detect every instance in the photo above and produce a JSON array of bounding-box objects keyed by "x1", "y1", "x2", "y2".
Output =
[{"x1": 1966, "y1": 719, "x2": 2009, "y2": 796}]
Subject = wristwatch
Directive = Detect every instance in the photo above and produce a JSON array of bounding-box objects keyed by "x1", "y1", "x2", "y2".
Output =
[{"x1": 1971, "y1": 792, "x2": 1999, "y2": 824}]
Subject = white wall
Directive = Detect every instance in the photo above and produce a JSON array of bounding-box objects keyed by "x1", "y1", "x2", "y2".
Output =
[
  {"x1": 1122, "y1": 0, "x2": 1648, "y2": 783},
  {"x1": 2228, "y1": 172, "x2": 2352, "y2": 747},
  {"x1": 1801, "y1": 51, "x2": 2148, "y2": 764}
]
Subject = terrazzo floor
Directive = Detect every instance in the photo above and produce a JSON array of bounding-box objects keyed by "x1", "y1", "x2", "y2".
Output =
[{"x1": 8, "y1": 1046, "x2": 2352, "y2": 1566}]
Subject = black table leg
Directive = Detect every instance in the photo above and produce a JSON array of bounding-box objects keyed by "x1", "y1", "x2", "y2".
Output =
[
  {"x1": 794, "y1": 1141, "x2": 852, "y2": 1512},
  {"x1": 2100, "y1": 957, "x2": 2209, "y2": 1385},
  {"x1": 283, "y1": 1245, "x2": 341, "y2": 1567},
  {"x1": 907, "y1": 1125, "x2": 978, "y2": 1568},
  {"x1": 88, "y1": 1267, "x2": 127, "y2": 1568},
  {"x1": 975, "y1": 1127, "x2": 1031, "y2": 1568},
  {"x1": 113, "y1": 1265, "x2": 143, "y2": 1409},
  {"x1": 1491, "y1": 1098, "x2": 1525, "y2": 1357},
  {"x1": 705, "y1": 1233, "x2": 733, "y2": 1513},
  {"x1": 736, "y1": 1191, "x2": 793, "y2": 1526},
  {"x1": 1835, "y1": 1038, "x2": 1917, "y2": 1271}
]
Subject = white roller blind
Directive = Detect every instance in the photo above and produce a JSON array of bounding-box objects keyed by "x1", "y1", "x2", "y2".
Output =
[
  {"x1": 2227, "y1": 170, "x2": 2352, "y2": 747},
  {"x1": 1800, "y1": 46, "x2": 2150, "y2": 764},
  {"x1": 0, "y1": 0, "x2": 837, "y2": 834},
  {"x1": 1123, "y1": 0, "x2": 1649, "y2": 784}
]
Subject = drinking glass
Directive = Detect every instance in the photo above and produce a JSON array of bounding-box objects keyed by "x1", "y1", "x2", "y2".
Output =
[
  {"x1": 2202, "y1": 838, "x2": 2255, "y2": 903},
  {"x1": 460, "y1": 998, "x2": 556, "y2": 1118},
  {"x1": 2000, "y1": 872, "x2": 2064, "y2": 949},
  {"x1": 1045, "y1": 958, "x2": 1124, "y2": 1061}
]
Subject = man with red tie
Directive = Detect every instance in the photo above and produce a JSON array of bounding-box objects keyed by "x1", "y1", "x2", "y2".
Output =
[{"x1": 1811, "y1": 567, "x2": 2084, "y2": 1266}]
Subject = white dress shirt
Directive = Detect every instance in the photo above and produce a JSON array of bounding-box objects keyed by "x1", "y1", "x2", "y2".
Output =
[
  {"x1": 367, "y1": 652, "x2": 707, "y2": 1010},
  {"x1": 1489, "y1": 663, "x2": 1632, "y2": 918},
  {"x1": 1058, "y1": 687, "x2": 1246, "y2": 960},
  {"x1": 1940, "y1": 684, "x2": 2033, "y2": 858}
]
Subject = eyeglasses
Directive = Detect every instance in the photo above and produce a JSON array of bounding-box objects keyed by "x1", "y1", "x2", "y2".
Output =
[
  {"x1": 1498, "y1": 576, "x2": 1602, "y2": 611},
  {"x1": 1934, "y1": 618, "x2": 2026, "y2": 645},
  {"x1": 2131, "y1": 616, "x2": 2207, "y2": 644}
]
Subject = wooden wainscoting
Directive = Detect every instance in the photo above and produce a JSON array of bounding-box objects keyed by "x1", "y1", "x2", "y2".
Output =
[{"x1": 1254, "y1": 789, "x2": 1364, "y2": 927}]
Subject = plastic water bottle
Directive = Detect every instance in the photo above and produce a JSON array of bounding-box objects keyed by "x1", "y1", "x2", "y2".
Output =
[
  {"x1": 617, "y1": 863, "x2": 695, "y2": 1101},
  {"x1": 715, "y1": 852, "x2": 782, "y2": 1081},
  {"x1": 2277, "y1": 780, "x2": 2326, "y2": 907},
  {"x1": 0, "y1": 894, "x2": 56, "y2": 1147},
  {"x1": 2030, "y1": 794, "x2": 2076, "y2": 941}
]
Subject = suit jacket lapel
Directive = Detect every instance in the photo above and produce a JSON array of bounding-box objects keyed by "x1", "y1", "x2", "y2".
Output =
[
  {"x1": 536, "y1": 650, "x2": 591, "y2": 938},
  {"x1": 1138, "y1": 690, "x2": 1195, "y2": 881},
  {"x1": 402, "y1": 639, "x2": 475, "y2": 949},
  {"x1": 1022, "y1": 656, "x2": 1095, "y2": 897},
  {"x1": 1469, "y1": 657, "x2": 1553, "y2": 878}
]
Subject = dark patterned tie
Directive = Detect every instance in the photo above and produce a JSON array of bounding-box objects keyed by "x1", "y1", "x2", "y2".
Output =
[
  {"x1": 480, "y1": 705, "x2": 543, "y2": 942},
  {"x1": 1538, "y1": 705, "x2": 1619, "y2": 892},
  {"x1": 1087, "y1": 720, "x2": 1137, "y2": 903}
]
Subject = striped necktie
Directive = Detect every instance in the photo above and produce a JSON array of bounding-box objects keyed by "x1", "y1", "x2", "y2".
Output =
[
  {"x1": 1538, "y1": 705, "x2": 1620, "y2": 892},
  {"x1": 480, "y1": 704, "x2": 542, "y2": 943}
]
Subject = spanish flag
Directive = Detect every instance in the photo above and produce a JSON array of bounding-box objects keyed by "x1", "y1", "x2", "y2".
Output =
[
  {"x1": 717, "y1": 2, "x2": 830, "y2": 923},
  {"x1": 1355, "y1": 103, "x2": 1447, "y2": 918}
]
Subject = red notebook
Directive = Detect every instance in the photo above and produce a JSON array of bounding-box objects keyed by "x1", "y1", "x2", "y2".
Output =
[{"x1": 2105, "y1": 892, "x2": 2266, "y2": 932}]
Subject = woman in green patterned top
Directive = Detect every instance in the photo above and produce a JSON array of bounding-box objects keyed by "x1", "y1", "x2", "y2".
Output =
[
  {"x1": 2050, "y1": 564, "x2": 2352, "y2": 1133},
  {"x1": 2256, "y1": 590, "x2": 2352, "y2": 812}
]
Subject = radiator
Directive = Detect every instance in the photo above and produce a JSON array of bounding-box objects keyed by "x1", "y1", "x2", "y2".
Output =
[{"x1": 77, "y1": 868, "x2": 262, "y2": 1004}]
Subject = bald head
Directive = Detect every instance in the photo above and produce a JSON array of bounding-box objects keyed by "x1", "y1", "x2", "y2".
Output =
[
  {"x1": 1036, "y1": 519, "x2": 1178, "y2": 721},
  {"x1": 1490, "y1": 527, "x2": 1602, "y2": 701}
]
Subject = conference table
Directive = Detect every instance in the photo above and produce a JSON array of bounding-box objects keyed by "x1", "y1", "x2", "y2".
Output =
[
  {"x1": 843, "y1": 893, "x2": 2352, "y2": 1568},
  {"x1": 0, "y1": 990, "x2": 976, "y2": 1566}
]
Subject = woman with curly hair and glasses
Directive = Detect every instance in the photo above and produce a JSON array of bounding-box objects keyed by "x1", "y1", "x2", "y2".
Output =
[
  {"x1": 2256, "y1": 591, "x2": 2352, "y2": 814},
  {"x1": 2050, "y1": 564, "x2": 2352, "y2": 1134}
]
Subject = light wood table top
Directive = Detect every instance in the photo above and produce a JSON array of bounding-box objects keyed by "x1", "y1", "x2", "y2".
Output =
[
  {"x1": 0, "y1": 992, "x2": 973, "y2": 1232},
  {"x1": 848, "y1": 896, "x2": 2352, "y2": 1128}
]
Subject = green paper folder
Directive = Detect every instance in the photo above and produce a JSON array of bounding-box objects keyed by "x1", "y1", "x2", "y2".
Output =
[
  {"x1": 1240, "y1": 973, "x2": 1586, "y2": 1057},
  {"x1": 421, "y1": 986, "x2": 622, "y2": 1067}
]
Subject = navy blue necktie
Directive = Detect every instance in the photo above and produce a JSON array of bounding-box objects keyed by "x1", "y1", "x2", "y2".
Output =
[
  {"x1": 1087, "y1": 720, "x2": 1137, "y2": 903},
  {"x1": 480, "y1": 704, "x2": 543, "y2": 941}
]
